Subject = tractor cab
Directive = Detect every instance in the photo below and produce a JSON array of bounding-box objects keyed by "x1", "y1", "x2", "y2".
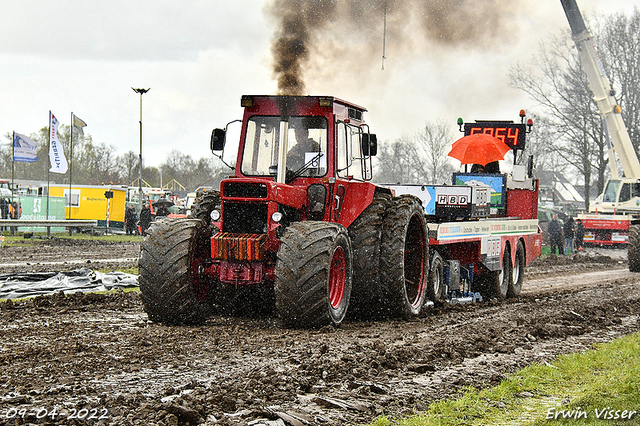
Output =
[
  {"x1": 210, "y1": 95, "x2": 380, "y2": 228},
  {"x1": 213, "y1": 96, "x2": 376, "y2": 185}
]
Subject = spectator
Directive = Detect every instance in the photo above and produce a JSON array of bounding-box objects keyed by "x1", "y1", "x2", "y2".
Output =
[
  {"x1": 470, "y1": 164, "x2": 486, "y2": 173},
  {"x1": 139, "y1": 203, "x2": 152, "y2": 235},
  {"x1": 0, "y1": 198, "x2": 8, "y2": 231},
  {"x1": 155, "y1": 203, "x2": 169, "y2": 217},
  {"x1": 8, "y1": 201, "x2": 19, "y2": 219},
  {"x1": 563, "y1": 216, "x2": 576, "y2": 255},
  {"x1": 125, "y1": 205, "x2": 137, "y2": 235},
  {"x1": 575, "y1": 218, "x2": 585, "y2": 251},
  {"x1": 548, "y1": 213, "x2": 563, "y2": 255}
]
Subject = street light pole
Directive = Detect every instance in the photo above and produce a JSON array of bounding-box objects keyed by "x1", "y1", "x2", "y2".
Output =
[{"x1": 132, "y1": 87, "x2": 150, "y2": 216}]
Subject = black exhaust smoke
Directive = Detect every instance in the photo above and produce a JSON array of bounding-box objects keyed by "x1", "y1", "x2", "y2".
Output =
[{"x1": 267, "y1": 0, "x2": 512, "y2": 96}]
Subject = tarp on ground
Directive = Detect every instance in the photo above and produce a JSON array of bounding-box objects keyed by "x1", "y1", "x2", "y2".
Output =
[{"x1": 0, "y1": 268, "x2": 138, "y2": 300}]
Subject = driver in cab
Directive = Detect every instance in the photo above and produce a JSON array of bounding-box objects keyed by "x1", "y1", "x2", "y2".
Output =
[{"x1": 287, "y1": 125, "x2": 320, "y2": 172}]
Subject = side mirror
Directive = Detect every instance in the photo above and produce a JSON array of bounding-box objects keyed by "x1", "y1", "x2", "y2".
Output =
[
  {"x1": 211, "y1": 128, "x2": 226, "y2": 152},
  {"x1": 361, "y1": 133, "x2": 377, "y2": 156}
]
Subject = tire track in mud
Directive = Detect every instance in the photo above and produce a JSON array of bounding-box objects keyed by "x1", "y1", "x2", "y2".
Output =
[
  {"x1": 1, "y1": 243, "x2": 638, "y2": 425},
  {"x1": 524, "y1": 267, "x2": 636, "y2": 294},
  {"x1": 1, "y1": 267, "x2": 639, "y2": 425}
]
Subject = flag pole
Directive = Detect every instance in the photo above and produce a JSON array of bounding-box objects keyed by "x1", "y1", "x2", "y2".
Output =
[
  {"x1": 11, "y1": 131, "x2": 15, "y2": 208},
  {"x1": 69, "y1": 112, "x2": 73, "y2": 220},
  {"x1": 46, "y1": 111, "x2": 51, "y2": 237}
]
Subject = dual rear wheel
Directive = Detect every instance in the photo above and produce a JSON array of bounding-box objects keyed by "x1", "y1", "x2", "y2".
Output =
[{"x1": 275, "y1": 194, "x2": 429, "y2": 327}]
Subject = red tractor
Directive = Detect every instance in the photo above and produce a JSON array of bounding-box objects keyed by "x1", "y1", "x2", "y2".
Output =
[{"x1": 139, "y1": 95, "x2": 429, "y2": 328}]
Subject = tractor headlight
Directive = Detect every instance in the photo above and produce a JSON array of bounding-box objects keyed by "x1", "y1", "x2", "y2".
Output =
[
  {"x1": 271, "y1": 211, "x2": 283, "y2": 223},
  {"x1": 210, "y1": 210, "x2": 221, "y2": 221}
]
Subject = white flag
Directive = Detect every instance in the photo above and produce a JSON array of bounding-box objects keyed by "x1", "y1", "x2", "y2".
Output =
[
  {"x1": 13, "y1": 133, "x2": 39, "y2": 162},
  {"x1": 49, "y1": 112, "x2": 68, "y2": 174},
  {"x1": 73, "y1": 115, "x2": 87, "y2": 128},
  {"x1": 73, "y1": 114, "x2": 87, "y2": 135}
]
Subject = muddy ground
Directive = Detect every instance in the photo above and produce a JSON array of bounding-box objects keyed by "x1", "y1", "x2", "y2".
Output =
[{"x1": 0, "y1": 239, "x2": 639, "y2": 426}]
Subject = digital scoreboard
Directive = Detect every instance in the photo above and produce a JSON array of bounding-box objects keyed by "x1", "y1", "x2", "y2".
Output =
[{"x1": 463, "y1": 121, "x2": 527, "y2": 150}]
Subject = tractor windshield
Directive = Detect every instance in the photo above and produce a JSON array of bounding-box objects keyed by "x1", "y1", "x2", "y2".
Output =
[{"x1": 241, "y1": 116, "x2": 328, "y2": 178}]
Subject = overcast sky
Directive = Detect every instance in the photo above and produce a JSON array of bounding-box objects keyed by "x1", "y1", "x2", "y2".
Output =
[{"x1": 1, "y1": 0, "x2": 639, "y2": 170}]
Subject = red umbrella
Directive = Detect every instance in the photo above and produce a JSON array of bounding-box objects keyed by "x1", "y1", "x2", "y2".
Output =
[{"x1": 448, "y1": 133, "x2": 511, "y2": 166}]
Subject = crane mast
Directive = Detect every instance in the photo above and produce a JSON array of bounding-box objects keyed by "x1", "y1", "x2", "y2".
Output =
[{"x1": 560, "y1": 0, "x2": 640, "y2": 179}]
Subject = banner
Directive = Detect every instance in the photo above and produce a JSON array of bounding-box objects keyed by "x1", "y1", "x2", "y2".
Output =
[
  {"x1": 49, "y1": 112, "x2": 68, "y2": 174},
  {"x1": 13, "y1": 133, "x2": 39, "y2": 162}
]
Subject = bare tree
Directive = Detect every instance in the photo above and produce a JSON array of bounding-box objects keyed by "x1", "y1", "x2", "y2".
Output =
[
  {"x1": 510, "y1": 33, "x2": 607, "y2": 209},
  {"x1": 511, "y1": 10, "x2": 640, "y2": 210},
  {"x1": 415, "y1": 120, "x2": 455, "y2": 184},
  {"x1": 118, "y1": 151, "x2": 139, "y2": 186},
  {"x1": 598, "y1": 9, "x2": 640, "y2": 150},
  {"x1": 523, "y1": 114, "x2": 570, "y2": 178},
  {"x1": 374, "y1": 134, "x2": 422, "y2": 184}
]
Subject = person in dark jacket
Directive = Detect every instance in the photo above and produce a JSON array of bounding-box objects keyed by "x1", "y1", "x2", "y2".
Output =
[
  {"x1": 575, "y1": 218, "x2": 585, "y2": 251},
  {"x1": 125, "y1": 205, "x2": 137, "y2": 235},
  {"x1": 139, "y1": 203, "x2": 152, "y2": 235},
  {"x1": 563, "y1": 217, "x2": 576, "y2": 255},
  {"x1": 548, "y1": 213, "x2": 563, "y2": 255},
  {"x1": 155, "y1": 204, "x2": 169, "y2": 217}
]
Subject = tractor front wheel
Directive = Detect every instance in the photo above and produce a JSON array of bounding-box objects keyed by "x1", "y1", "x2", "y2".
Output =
[
  {"x1": 275, "y1": 222, "x2": 353, "y2": 328},
  {"x1": 139, "y1": 218, "x2": 213, "y2": 324}
]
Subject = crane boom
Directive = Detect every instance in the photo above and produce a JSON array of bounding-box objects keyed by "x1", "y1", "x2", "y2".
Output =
[{"x1": 560, "y1": 0, "x2": 640, "y2": 179}]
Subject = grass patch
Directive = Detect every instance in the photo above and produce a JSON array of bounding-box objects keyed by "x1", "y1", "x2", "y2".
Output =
[
  {"x1": 0, "y1": 233, "x2": 141, "y2": 246},
  {"x1": 95, "y1": 267, "x2": 139, "y2": 275},
  {"x1": 371, "y1": 332, "x2": 640, "y2": 425},
  {"x1": 56, "y1": 233, "x2": 142, "y2": 242}
]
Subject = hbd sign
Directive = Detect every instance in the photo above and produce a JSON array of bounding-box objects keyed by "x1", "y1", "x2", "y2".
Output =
[{"x1": 438, "y1": 194, "x2": 469, "y2": 205}]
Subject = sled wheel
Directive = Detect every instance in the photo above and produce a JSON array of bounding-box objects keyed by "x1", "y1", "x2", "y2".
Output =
[
  {"x1": 347, "y1": 193, "x2": 391, "y2": 318},
  {"x1": 484, "y1": 243, "x2": 511, "y2": 300},
  {"x1": 275, "y1": 222, "x2": 353, "y2": 328},
  {"x1": 508, "y1": 240, "x2": 525, "y2": 297},
  {"x1": 629, "y1": 225, "x2": 640, "y2": 272},
  {"x1": 189, "y1": 190, "x2": 221, "y2": 225},
  {"x1": 428, "y1": 251, "x2": 446, "y2": 302},
  {"x1": 380, "y1": 195, "x2": 428, "y2": 318},
  {"x1": 139, "y1": 218, "x2": 213, "y2": 324}
]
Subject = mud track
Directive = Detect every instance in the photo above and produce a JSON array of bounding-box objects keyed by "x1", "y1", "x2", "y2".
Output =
[{"x1": 0, "y1": 241, "x2": 639, "y2": 425}]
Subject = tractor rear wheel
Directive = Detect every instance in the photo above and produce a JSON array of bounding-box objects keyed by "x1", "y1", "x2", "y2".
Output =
[
  {"x1": 139, "y1": 218, "x2": 213, "y2": 324},
  {"x1": 629, "y1": 225, "x2": 640, "y2": 272},
  {"x1": 275, "y1": 222, "x2": 353, "y2": 328},
  {"x1": 189, "y1": 190, "x2": 221, "y2": 225},
  {"x1": 347, "y1": 193, "x2": 391, "y2": 318},
  {"x1": 379, "y1": 195, "x2": 428, "y2": 318}
]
